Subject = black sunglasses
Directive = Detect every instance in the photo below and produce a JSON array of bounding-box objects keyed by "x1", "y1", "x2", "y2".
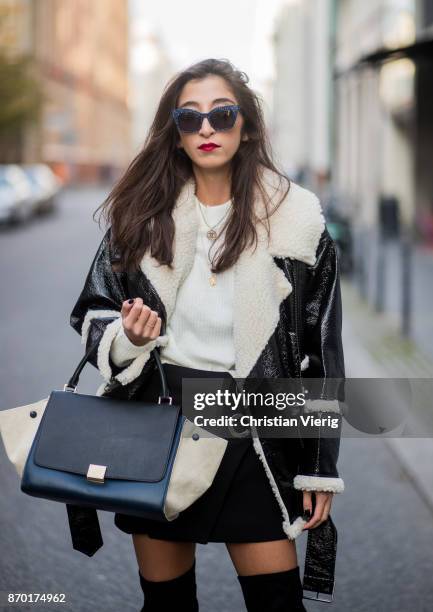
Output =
[{"x1": 172, "y1": 104, "x2": 241, "y2": 133}]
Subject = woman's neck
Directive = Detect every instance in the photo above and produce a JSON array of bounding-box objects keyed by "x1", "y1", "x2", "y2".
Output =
[{"x1": 193, "y1": 167, "x2": 231, "y2": 206}]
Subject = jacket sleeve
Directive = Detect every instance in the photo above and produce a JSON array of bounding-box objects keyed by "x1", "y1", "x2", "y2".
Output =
[
  {"x1": 293, "y1": 226, "x2": 346, "y2": 494},
  {"x1": 69, "y1": 227, "x2": 168, "y2": 390}
]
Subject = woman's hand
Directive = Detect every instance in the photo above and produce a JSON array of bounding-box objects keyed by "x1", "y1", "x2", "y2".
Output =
[
  {"x1": 302, "y1": 491, "x2": 334, "y2": 530},
  {"x1": 120, "y1": 298, "x2": 162, "y2": 347}
]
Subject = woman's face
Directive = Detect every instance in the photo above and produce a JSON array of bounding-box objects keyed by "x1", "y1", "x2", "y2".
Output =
[{"x1": 175, "y1": 75, "x2": 248, "y2": 171}]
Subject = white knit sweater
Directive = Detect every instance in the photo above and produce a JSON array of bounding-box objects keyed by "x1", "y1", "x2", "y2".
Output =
[{"x1": 110, "y1": 196, "x2": 236, "y2": 374}]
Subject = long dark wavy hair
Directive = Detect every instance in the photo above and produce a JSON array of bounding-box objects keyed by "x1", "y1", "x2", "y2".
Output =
[{"x1": 93, "y1": 58, "x2": 291, "y2": 273}]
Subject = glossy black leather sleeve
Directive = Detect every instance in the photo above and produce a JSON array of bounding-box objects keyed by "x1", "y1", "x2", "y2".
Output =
[
  {"x1": 294, "y1": 227, "x2": 346, "y2": 492},
  {"x1": 303, "y1": 227, "x2": 345, "y2": 385},
  {"x1": 69, "y1": 227, "x2": 151, "y2": 383},
  {"x1": 69, "y1": 228, "x2": 169, "y2": 398}
]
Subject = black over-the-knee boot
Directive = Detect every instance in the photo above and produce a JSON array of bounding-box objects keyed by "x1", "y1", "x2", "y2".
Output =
[
  {"x1": 138, "y1": 559, "x2": 199, "y2": 612},
  {"x1": 237, "y1": 565, "x2": 307, "y2": 612}
]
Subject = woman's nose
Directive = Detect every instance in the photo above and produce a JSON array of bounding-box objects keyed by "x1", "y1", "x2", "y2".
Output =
[{"x1": 199, "y1": 116, "x2": 215, "y2": 136}]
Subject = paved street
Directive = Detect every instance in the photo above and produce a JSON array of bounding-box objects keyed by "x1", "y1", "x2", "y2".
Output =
[{"x1": 1, "y1": 186, "x2": 432, "y2": 611}]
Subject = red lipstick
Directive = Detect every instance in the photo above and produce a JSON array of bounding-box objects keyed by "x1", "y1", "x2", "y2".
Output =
[{"x1": 198, "y1": 143, "x2": 220, "y2": 151}]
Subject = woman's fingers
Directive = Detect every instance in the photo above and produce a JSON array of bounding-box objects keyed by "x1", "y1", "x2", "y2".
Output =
[
  {"x1": 323, "y1": 494, "x2": 333, "y2": 521},
  {"x1": 302, "y1": 491, "x2": 313, "y2": 523},
  {"x1": 302, "y1": 493, "x2": 324, "y2": 529},
  {"x1": 147, "y1": 316, "x2": 162, "y2": 340},
  {"x1": 123, "y1": 298, "x2": 148, "y2": 330},
  {"x1": 136, "y1": 303, "x2": 161, "y2": 340},
  {"x1": 138, "y1": 303, "x2": 157, "y2": 330},
  {"x1": 123, "y1": 297, "x2": 145, "y2": 326},
  {"x1": 302, "y1": 491, "x2": 334, "y2": 530},
  {"x1": 120, "y1": 299, "x2": 135, "y2": 319},
  {"x1": 121, "y1": 298, "x2": 161, "y2": 346}
]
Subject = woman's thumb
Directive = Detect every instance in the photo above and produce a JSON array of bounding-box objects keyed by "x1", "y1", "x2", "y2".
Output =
[{"x1": 121, "y1": 298, "x2": 135, "y2": 315}]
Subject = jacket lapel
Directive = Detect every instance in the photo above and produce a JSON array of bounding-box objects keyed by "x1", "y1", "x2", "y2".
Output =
[{"x1": 139, "y1": 169, "x2": 325, "y2": 379}]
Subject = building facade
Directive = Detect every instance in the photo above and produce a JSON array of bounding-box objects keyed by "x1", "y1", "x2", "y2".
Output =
[
  {"x1": 272, "y1": 0, "x2": 334, "y2": 195},
  {"x1": 0, "y1": 0, "x2": 131, "y2": 182}
]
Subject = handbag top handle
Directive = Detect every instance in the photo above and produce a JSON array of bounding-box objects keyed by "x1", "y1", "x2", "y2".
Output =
[{"x1": 64, "y1": 341, "x2": 172, "y2": 403}]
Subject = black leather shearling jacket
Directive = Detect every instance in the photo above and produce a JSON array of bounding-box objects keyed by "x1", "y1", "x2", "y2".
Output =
[{"x1": 68, "y1": 176, "x2": 346, "y2": 603}]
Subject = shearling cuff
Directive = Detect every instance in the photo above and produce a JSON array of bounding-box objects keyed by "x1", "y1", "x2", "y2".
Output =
[
  {"x1": 293, "y1": 474, "x2": 345, "y2": 493},
  {"x1": 110, "y1": 325, "x2": 155, "y2": 367},
  {"x1": 94, "y1": 316, "x2": 169, "y2": 386},
  {"x1": 80, "y1": 309, "x2": 122, "y2": 347}
]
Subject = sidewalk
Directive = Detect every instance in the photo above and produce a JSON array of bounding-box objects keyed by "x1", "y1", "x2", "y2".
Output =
[{"x1": 342, "y1": 279, "x2": 433, "y2": 512}]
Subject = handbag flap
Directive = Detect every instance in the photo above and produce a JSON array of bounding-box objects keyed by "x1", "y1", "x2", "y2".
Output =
[{"x1": 33, "y1": 390, "x2": 180, "y2": 482}]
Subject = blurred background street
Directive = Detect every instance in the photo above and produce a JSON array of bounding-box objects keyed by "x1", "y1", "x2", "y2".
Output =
[{"x1": 1, "y1": 1, "x2": 433, "y2": 610}]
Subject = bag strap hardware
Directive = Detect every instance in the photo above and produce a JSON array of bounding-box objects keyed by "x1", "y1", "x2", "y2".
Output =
[
  {"x1": 63, "y1": 384, "x2": 77, "y2": 393},
  {"x1": 86, "y1": 464, "x2": 107, "y2": 484},
  {"x1": 158, "y1": 396, "x2": 173, "y2": 404}
]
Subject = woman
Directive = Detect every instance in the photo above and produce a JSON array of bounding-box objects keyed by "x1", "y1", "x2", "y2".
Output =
[{"x1": 69, "y1": 58, "x2": 345, "y2": 611}]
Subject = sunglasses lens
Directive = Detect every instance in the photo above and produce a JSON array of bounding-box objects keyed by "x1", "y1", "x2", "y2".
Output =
[
  {"x1": 177, "y1": 110, "x2": 201, "y2": 132},
  {"x1": 210, "y1": 108, "x2": 237, "y2": 130}
]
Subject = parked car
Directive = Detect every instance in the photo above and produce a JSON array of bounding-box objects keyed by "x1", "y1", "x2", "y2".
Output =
[
  {"x1": 21, "y1": 164, "x2": 62, "y2": 214},
  {"x1": 0, "y1": 165, "x2": 35, "y2": 225}
]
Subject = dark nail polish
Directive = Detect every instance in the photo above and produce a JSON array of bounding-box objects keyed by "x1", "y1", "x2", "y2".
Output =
[{"x1": 128, "y1": 299, "x2": 134, "y2": 304}]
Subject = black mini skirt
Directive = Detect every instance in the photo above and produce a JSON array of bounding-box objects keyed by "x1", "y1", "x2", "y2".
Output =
[{"x1": 113, "y1": 363, "x2": 288, "y2": 544}]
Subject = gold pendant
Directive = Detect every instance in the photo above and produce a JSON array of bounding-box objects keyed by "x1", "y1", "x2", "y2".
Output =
[
  {"x1": 209, "y1": 274, "x2": 217, "y2": 286},
  {"x1": 207, "y1": 229, "x2": 217, "y2": 240}
]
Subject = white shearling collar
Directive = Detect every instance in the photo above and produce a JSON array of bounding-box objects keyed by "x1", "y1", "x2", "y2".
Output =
[{"x1": 173, "y1": 167, "x2": 325, "y2": 265}]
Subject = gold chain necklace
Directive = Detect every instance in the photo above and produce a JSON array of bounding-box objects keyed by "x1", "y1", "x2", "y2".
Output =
[
  {"x1": 200, "y1": 230, "x2": 218, "y2": 287},
  {"x1": 195, "y1": 194, "x2": 232, "y2": 240},
  {"x1": 195, "y1": 194, "x2": 232, "y2": 287}
]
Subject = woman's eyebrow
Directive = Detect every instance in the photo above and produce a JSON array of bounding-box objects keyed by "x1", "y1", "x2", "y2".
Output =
[{"x1": 178, "y1": 97, "x2": 236, "y2": 109}]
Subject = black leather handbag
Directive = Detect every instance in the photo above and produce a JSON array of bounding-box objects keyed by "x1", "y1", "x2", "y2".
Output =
[{"x1": 20, "y1": 342, "x2": 185, "y2": 541}]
